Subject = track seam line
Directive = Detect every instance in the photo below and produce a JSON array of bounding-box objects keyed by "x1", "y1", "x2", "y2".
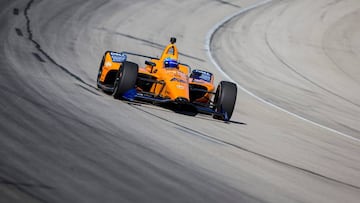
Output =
[{"x1": 205, "y1": 0, "x2": 360, "y2": 143}]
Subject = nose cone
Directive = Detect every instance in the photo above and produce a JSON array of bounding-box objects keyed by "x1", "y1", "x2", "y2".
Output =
[{"x1": 166, "y1": 80, "x2": 189, "y2": 101}]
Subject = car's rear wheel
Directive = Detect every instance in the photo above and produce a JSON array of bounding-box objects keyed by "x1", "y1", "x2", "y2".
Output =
[
  {"x1": 213, "y1": 81, "x2": 237, "y2": 121},
  {"x1": 113, "y1": 61, "x2": 138, "y2": 99}
]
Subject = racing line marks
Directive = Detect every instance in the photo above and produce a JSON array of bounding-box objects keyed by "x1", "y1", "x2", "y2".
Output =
[
  {"x1": 264, "y1": 26, "x2": 360, "y2": 109},
  {"x1": 0, "y1": 174, "x2": 51, "y2": 203},
  {"x1": 129, "y1": 104, "x2": 227, "y2": 146},
  {"x1": 18, "y1": 0, "x2": 359, "y2": 192},
  {"x1": 24, "y1": 0, "x2": 96, "y2": 90},
  {"x1": 204, "y1": 0, "x2": 360, "y2": 190},
  {"x1": 174, "y1": 126, "x2": 226, "y2": 146},
  {"x1": 205, "y1": 0, "x2": 360, "y2": 143},
  {"x1": 130, "y1": 103, "x2": 360, "y2": 190}
]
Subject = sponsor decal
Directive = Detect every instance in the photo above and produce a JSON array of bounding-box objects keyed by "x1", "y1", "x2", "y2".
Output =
[
  {"x1": 170, "y1": 78, "x2": 187, "y2": 83},
  {"x1": 110, "y1": 52, "x2": 127, "y2": 63},
  {"x1": 105, "y1": 61, "x2": 112, "y2": 67},
  {"x1": 192, "y1": 79, "x2": 205, "y2": 83}
]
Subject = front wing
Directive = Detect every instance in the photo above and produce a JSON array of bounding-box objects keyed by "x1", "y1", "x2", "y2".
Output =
[{"x1": 122, "y1": 89, "x2": 228, "y2": 120}]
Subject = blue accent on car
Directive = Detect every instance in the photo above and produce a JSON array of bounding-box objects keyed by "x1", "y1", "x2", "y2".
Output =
[
  {"x1": 122, "y1": 88, "x2": 137, "y2": 100},
  {"x1": 164, "y1": 58, "x2": 178, "y2": 68},
  {"x1": 190, "y1": 69, "x2": 212, "y2": 82}
]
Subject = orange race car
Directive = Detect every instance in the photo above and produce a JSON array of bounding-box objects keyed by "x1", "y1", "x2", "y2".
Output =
[{"x1": 96, "y1": 38, "x2": 237, "y2": 121}]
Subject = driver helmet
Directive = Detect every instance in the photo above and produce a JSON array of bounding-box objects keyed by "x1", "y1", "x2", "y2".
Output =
[{"x1": 164, "y1": 57, "x2": 178, "y2": 68}]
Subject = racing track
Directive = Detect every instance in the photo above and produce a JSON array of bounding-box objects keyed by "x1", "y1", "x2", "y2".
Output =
[{"x1": 1, "y1": 0, "x2": 359, "y2": 202}]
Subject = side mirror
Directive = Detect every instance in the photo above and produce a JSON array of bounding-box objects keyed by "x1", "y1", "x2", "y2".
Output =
[
  {"x1": 170, "y1": 37, "x2": 176, "y2": 44},
  {"x1": 145, "y1": 60, "x2": 156, "y2": 67}
]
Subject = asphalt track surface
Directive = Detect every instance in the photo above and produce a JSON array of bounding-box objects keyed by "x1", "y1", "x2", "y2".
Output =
[{"x1": 0, "y1": 0, "x2": 359, "y2": 202}]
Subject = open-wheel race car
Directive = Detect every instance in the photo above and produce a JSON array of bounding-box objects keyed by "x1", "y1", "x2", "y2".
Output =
[{"x1": 96, "y1": 37, "x2": 237, "y2": 121}]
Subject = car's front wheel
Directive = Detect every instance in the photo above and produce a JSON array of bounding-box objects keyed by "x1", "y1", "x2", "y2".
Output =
[
  {"x1": 213, "y1": 81, "x2": 237, "y2": 121},
  {"x1": 113, "y1": 61, "x2": 138, "y2": 99}
]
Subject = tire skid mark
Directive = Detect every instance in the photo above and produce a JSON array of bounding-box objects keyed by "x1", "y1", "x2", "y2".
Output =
[
  {"x1": 24, "y1": 0, "x2": 96, "y2": 90},
  {"x1": 0, "y1": 174, "x2": 50, "y2": 203},
  {"x1": 15, "y1": 28, "x2": 23, "y2": 36},
  {"x1": 77, "y1": 84, "x2": 102, "y2": 96},
  {"x1": 215, "y1": 0, "x2": 242, "y2": 8},
  {"x1": 129, "y1": 103, "x2": 360, "y2": 190},
  {"x1": 13, "y1": 8, "x2": 19, "y2": 15},
  {"x1": 32, "y1": 52, "x2": 45, "y2": 63},
  {"x1": 0, "y1": 179, "x2": 53, "y2": 190},
  {"x1": 174, "y1": 126, "x2": 227, "y2": 145},
  {"x1": 129, "y1": 103, "x2": 226, "y2": 145}
]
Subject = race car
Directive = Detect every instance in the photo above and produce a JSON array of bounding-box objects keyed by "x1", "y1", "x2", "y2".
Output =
[{"x1": 96, "y1": 37, "x2": 237, "y2": 121}]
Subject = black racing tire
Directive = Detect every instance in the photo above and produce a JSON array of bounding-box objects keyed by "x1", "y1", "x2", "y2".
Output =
[
  {"x1": 213, "y1": 81, "x2": 237, "y2": 121},
  {"x1": 113, "y1": 61, "x2": 138, "y2": 99},
  {"x1": 97, "y1": 51, "x2": 109, "y2": 88}
]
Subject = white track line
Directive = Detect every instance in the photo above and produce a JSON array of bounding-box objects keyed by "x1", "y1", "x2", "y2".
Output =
[{"x1": 205, "y1": 0, "x2": 360, "y2": 143}]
